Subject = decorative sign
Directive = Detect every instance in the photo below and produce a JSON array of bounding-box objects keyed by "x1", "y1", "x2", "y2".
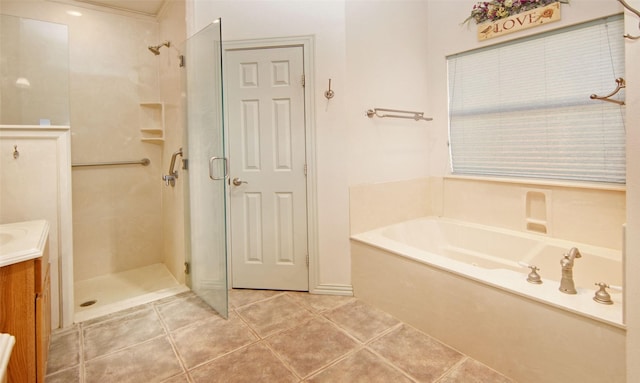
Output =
[{"x1": 477, "y1": 2, "x2": 561, "y2": 41}]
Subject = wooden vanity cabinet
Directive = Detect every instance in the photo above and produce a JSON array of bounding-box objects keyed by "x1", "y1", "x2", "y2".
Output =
[{"x1": 0, "y1": 242, "x2": 51, "y2": 383}]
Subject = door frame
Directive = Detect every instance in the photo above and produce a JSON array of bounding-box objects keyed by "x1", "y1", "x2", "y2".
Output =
[{"x1": 222, "y1": 36, "x2": 319, "y2": 292}]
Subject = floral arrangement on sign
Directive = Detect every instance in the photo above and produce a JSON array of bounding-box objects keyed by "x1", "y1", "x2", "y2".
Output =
[{"x1": 464, "y1": 0, "x2": 569, "y2": 25}]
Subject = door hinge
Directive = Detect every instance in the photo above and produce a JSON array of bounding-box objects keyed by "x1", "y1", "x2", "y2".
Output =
[
  {"x1": 182, "y1": 158, "x2": 188, "y2": 170},
  {"x1": 179, "y1": 55, "x2": 185, "y2": 68},
  {"x1": 303, "y1": 163, "x2": 307, "y2": 176},
  {"x1": 301, "y1": 74, "x2": 305, "y2": 88},
  {"x1": 306, "y1": 253, "x2": 309, "y2": 267},
  {"x1": 184, "y1": 262, "x2": 190, "y2": 275}
]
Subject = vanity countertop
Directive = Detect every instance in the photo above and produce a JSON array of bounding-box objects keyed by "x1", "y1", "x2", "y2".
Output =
[{"x1": 0, "y1": 220, "x2": 49, "y2": 267}]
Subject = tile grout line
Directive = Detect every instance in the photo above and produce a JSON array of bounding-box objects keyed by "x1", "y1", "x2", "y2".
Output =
[
  {"x1": 152, "y1": 304, "x2": 192, "y2": 381},
  {"x1": 229, "y1": 290, "x2": 288, "y2": 310},
  {"x1": 260, "y1": 339, "x2": 306, "y2": 381},
  {"x1": 433, "y1": 356, "x2": 469, "y2": 383},
  {"x1": 78, "y1": 323, "x2": 86, "y2": 383},
  {"x1": 364, "y1": 344, "x2": 422, "y2": 383}
]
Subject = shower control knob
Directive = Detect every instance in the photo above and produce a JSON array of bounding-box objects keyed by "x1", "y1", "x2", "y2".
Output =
[{"x1": 232, "y1": 177, "x2": 248, "y2": 186}]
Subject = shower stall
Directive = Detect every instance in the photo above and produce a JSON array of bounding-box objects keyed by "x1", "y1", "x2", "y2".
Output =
[
  {"x1": 71, "y1": 12, "x2": 229, "y2": 321},
  {"x1": 0, "y1": 1, "x2": 229, "y2": 326}
]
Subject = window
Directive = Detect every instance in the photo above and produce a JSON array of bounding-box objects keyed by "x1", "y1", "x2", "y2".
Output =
[{"x1": 447, "y1": 16, "x2": 625, "y2": 184}]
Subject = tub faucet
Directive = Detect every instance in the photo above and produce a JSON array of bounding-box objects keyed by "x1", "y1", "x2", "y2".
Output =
[{"x1": 559, "y1": 247, "x2": 582, "y2": 294}]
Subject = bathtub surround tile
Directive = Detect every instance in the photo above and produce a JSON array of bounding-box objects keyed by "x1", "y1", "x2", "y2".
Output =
[
  {"x1": 369, "y1": 324, "x2": 464, "y2": 382},
  {"x1": 266, "y1": 317, "x2": 359, "y2": 377},
  {"x1": 324, "y1": 300, "x2": 400, "y2": 342},
  {"x1": 47, "y1": 326, "x2": 81, "y2": 374},
  {"x1": 439, "y1": 358, "x2": 514, "y2": 383},
  {"x1": 235, "y1": 294, "x2": 315, "y2": 337},
  {"x1": 47, "y1": 289, "x2": 515, "y2": 382},
  {"x1": 84, "y1": 337, "x2": 183, "y2": 383},
  {"x1": 189, "y1": 342, "x2": 298, "y2": 383},
  {"x1": 306, "y1": 348, "x2": 414, "y2": 383},
  {"x1": 171, "y1": 312, "x2": 258, "y2": 368},
  {"x1": 83, "y1": 306, "x2": 165, "y2": 361}
]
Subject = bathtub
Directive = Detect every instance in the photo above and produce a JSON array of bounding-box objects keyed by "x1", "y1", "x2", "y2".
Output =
[{"x1": 351, "y1": 216, "x2": 625, "y2": 383}]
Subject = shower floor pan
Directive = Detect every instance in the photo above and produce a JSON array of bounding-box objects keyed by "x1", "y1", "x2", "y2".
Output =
[{"x1": 74, "y1": 263, "x2": 189, "y2": 323}]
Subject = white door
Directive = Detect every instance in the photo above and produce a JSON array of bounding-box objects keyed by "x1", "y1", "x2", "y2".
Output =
[{"x1": 226, "y1": 46, "x2": 308, "y2": 291}]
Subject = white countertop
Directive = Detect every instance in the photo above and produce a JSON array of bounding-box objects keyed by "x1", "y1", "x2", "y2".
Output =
[{"x1": 0, "y1": 220, "x2": 49, "y2": 267}]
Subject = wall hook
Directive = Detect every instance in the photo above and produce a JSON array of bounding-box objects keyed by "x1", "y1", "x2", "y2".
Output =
[
  {"x1": 13, "y1": 145, "x2": 19, "y2": 159},
  {"x1": 324, "y1": 79, "x2": 335, "y2": 100},
  {"x1": 618, "y1": 0, "x2": 640, "y2": 40},
  {"x1": 590, "y1": 77, "x2": 626, "y2": 106}
]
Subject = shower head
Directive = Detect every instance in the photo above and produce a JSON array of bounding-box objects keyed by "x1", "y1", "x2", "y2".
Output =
[{"x1": 148, "y1": 41, "x2": 171, "y2": 56}]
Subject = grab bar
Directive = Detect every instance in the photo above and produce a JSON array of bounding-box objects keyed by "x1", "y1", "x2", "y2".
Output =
[
  {"x1": 72, "y1": 158, "x2": 150, "y2": 168},
  {"x1": 163, "y1": 147, "x2": 183, "y2": 187},
  {"x1": 366, "y1": 108, "x2": 433, "y2": 122}
]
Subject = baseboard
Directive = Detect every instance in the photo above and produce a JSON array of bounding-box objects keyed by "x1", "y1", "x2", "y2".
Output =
[{"x1": 309, "y1": 283, "x2": 353, "y2": 296}]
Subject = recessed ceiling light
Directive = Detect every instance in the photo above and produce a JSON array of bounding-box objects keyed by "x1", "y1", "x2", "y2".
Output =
[{"x1": 66, "y1": 10, "x2": 83, "y2": 17}]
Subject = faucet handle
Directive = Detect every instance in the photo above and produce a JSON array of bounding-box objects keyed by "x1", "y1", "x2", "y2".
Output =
[
  {"x1": 593, "y1": 282, "x2": 613, "y2": 305},
  {"x1": 526, "y1": 265, "x2": 542, "y2": 284}
]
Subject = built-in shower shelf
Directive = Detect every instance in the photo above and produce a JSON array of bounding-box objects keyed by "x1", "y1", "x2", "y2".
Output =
[{"x1": 139, "y1": 102, "x2": 165, "y2": 143}]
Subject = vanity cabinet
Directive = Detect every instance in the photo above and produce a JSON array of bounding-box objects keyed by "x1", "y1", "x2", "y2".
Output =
[{"x1": 0, "y1": 239, "x2": 50, "y2": 383}]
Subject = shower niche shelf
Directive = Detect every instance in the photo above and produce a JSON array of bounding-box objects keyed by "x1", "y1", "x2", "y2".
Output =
[{"x1": 139, "y1": 102, "x2": 165, "y2": 144}]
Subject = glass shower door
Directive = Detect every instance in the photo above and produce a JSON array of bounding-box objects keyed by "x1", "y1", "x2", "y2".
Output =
[{"x1": 183, "y1": 20, "x2": 228, "y2": 318}]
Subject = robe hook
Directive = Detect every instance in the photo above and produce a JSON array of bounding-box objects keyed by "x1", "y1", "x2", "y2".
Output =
[{"x1": 324, "y1": 79, "x2": 335, "y2": 100}]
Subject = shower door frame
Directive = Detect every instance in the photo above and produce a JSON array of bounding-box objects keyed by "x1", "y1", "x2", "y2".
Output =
[{"x1": 222, "y1": 36, "x2": 320, "y2": 293}]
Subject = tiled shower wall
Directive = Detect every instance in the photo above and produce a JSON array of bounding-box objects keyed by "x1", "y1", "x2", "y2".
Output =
[{"x1": 68, "y1": 7, "x2": 163, "y2": 281}]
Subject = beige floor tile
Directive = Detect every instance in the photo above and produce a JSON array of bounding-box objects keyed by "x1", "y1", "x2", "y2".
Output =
[
  {"x1": 369, "y1": 324, "x2": 464, "y2": 383},
  {"x1": 80, "y1": 302, "x2": 152, "y2": 327},
  {"x1": 306, "y1": 348, "x2": 414, "y2": 383},
  {"x1": 46, "y1": 366, "x2": 81, "y2": 383},
  {"x1": 156, "y1": 294, "x2": 220, "y2": 331},
  {"x1": 235, "y1": 294, "x2": 315, "y2": 337},
  {"x1": 83, "y1": 306, "x2": 165, "y2": 361},
  {"x1": 189, "y1": 342, "x2": 298, "y2": 383},
  {"x1": 286, "y1": 291, "x2": 355, "y2": 313},
  {"x1": 84, "y1": 337, "x2": 183, "y2": 383},
  {"x1": 47, "y1": 326, "x2": 81, "y2": 374},
  {"x1": 438, "y1": 358, "x2": 514, "y2": 383},
  {"x1": 266, "y1": 317, "x2": 359, "y2": 378},
  {"x1": 161, "y1": 373, "x2": 191, "y2": 383},
  {"x1": 324, "y1": 300, "x2": 400, "y2": 342},
  {"x1": 171, "y1": 312, "x2": 258, "y2": 368},
  {"x1": 229, "y1": 288, "x2": 285, "y2": 308}
]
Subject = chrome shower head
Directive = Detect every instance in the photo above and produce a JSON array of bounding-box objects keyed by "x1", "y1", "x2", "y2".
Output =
[{"x1": 148, "y1": 41, "x2": 171, "y2": 56}]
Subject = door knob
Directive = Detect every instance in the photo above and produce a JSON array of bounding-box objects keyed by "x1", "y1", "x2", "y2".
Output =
[{"x1": 232, "y1": 177, "x2": 248, "y2": 186}]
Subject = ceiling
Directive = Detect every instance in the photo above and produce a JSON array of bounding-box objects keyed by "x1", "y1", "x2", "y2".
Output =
[{"x1": 71, "y1": 0, "x2": 167, "y2": 17}]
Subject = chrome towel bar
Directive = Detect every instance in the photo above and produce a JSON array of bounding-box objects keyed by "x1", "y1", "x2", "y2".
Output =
[
  {"x1": 72, "y1": 158, "x2": 150, "y2": 168},
  {"x1": 366, "y1": 108, "x2": 433, "y2": 122}
]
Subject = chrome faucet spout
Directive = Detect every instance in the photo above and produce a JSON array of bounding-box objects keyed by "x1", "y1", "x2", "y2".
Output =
[{"x1": 559, "y1": 247, "x2": 581, "y2": 294}]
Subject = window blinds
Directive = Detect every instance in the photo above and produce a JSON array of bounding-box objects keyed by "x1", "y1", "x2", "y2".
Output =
[{"x1": 447, "y1": 16, "x2": 625, "y2": 184}]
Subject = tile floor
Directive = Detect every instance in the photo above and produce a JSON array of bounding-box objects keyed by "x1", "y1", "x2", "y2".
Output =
[{"x1": 46, "y1": 289, "x2": 514, "y2": 383}]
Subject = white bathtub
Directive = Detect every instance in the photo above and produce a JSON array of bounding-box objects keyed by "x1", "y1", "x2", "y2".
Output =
[{"x1": 351, "y1": 216, "x2": 625, "y2": 383}]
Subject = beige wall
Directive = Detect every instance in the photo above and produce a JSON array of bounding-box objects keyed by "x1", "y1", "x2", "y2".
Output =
[{"x1": 624, "y1": 0, "x2": 640, "y2": 381}]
